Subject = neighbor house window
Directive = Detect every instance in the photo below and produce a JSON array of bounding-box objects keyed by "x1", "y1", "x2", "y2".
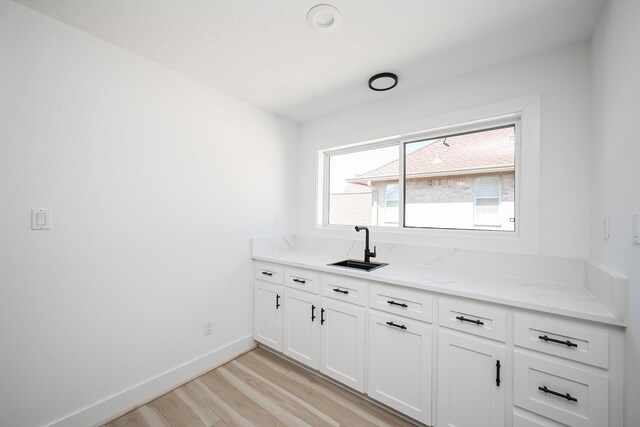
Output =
[
  {"x1": 322, "y1": 118, "x2": 517, "y2": 232},
  {"x1": 384, "y1": 183, "x2": 399, "y2": 224},
  {"x1": 474, "y1": 176, "x2": 501, "y2": 226}
]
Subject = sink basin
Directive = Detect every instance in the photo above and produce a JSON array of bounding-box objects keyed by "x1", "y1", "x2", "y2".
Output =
[{"x1": 328, "y1": 259, "x2": 388, "y2": 272}]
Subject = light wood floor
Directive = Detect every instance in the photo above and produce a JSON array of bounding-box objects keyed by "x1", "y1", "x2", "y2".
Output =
[{"x1": 102, "y1": 347, "x2": 416, "y2": 427}]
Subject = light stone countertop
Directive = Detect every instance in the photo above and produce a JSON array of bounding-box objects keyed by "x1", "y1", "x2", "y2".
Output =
[{"x1": 252, "y1": 237, "x2": 627, "y2": 327}]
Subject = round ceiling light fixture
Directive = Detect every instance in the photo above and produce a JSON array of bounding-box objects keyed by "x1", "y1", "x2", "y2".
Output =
[
  {"x1": 307, "y1": 4, "x2": 342, "y2": 32},
  {"x1": 368, "y1": 72, "x2": 398, "y2": 91}
]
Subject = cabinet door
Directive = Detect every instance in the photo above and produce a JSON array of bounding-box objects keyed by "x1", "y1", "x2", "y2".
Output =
[
  {"x1": 283, "y1": 288, "x2": 321, "y2": 369},
  {"x1": 320, "y1": 298, "x2": 366, "y2": 393},
  {"x1": 368, "y1": 310, "x2": 432, "y2": 425},
  {"x1": 253, "y1": 281, "x2": 283, "y2": 352},
  {"x1": 437, "y1": 329, "x2": 506, "y2": 427}
]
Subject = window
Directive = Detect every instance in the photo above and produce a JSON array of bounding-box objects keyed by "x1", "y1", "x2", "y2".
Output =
[
  {"x1": 384, "y1": 183, "x2": 399, "y2": 224},
  {"x1": 322, "y1": 119, "x2": 517, "y2": 232},
  {"x1": 327, "y1": 145, "x2": 398, "y2": 226},
  {"x1": 474, "y1": 176, "x2": 501, "y2": 227}
]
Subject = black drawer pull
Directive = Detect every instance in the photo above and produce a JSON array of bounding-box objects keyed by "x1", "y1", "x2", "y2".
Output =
[
  {"x1": 321, "y1": 308, "x2": 326, "y2": 325},
  {"x1": 333, "y1": 288, "x2": 349, "y2": 294},
  {"x1": 311, "y1": 305, "x2": 316, "y2": 321},
  {"x1": 496, "y1": 360, "x2": 501, "y2": 387},
  {"x1": 386, "y1": 321, "x2": 407, "y2": 330},
  {"x1": 538, "y1": 386, "x2": 578, "y2": 402},
  {"x1": 292, "y1": 278, "x2": 306, "y2": 284},
  {"x1": 387, "y1": 300, "x2": 408, "y2": 308},
  {"x1": 275, "y1": 294, "x2": 280, "y2": 309},
  {"x1": 261, "y1": 271, "x2": 273, "y2": 276},
  {"x1": 538, "y1": 335, "x2": 578, "y2": 348},
  {"x1": 456, "y1": 315, "x2": 484, "y2": 326}
]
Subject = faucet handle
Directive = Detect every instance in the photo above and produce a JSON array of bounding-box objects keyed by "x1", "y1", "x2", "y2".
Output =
[{"x1": 370, "y1": 246, "x2": 377, "y2": 259}]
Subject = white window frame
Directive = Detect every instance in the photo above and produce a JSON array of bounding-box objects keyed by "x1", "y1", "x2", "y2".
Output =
[{"x1": 315, "y1": 95, "x2": 540, "y2": 254}]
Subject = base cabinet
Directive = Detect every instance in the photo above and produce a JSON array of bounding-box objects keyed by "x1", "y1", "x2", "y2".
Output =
[
  {"x1": 320, "y1": 298, "x2": 367, "y2": 392},
  {"x1": 437, "y1": 329, "x2": 506, "y2": 427},
  {"x1": 368, "y1": 310, "x2": 432, "y2": 425},
  {"x1": 254, "y1": 281, "x2": 284, "y2": 351},
  {"x1": 254, "y1": 261, "x2": 623, "y2": 427},
  {"x1": 283, "y1": 287, "x2": 321, "y2": 369}
]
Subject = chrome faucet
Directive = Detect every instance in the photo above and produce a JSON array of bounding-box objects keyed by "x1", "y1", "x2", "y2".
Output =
[{"x1": 355, "y1": 226, "x2": 376, "y2": 263}]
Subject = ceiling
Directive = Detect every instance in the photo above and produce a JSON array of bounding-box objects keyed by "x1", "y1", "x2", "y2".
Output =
[{"x1": 13, "y1": 0, "x2": 606, "y2": 123}]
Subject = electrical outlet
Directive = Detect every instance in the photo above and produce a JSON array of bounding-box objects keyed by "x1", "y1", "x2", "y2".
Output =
[
  {"x1": 603, "y1": 216, "x2": 610, "y2": 240},
  {"x1": 633, "y1": 212, "x2": 640, "y2": 245},
  {"x1": 204, "y1": 320, "x2": 213, "y2": 336}
]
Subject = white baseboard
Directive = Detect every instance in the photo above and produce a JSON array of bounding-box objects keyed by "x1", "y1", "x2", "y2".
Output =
[{"x1": 49, "y1": 335, "x2": 256, "y2": 427}]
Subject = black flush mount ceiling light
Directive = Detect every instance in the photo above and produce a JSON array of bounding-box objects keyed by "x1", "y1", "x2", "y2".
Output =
[{"x1": 368, "y1": 72, "x2": 398, "y2": 91}]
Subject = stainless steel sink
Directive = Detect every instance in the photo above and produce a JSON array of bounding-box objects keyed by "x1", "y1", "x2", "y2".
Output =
[{"x1": 328, "y1": 259, "x2": 388, "y2": 272}]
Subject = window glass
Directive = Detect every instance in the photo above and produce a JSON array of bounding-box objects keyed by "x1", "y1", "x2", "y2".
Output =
[
  {"x1": 404, "y1": 126, "x2": 515, "y2": 231},
  {"x1": 328, "y1": 145, "x2": 399, "y2": 226}
]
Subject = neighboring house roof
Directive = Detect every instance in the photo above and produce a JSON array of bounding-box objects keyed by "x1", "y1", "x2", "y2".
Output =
[
  {"x1": 348, "y1": 126, "x2": 515, "y2": 184},
  {"x1": 337, "y1": 183, "x2": 372, "y2": 194}
]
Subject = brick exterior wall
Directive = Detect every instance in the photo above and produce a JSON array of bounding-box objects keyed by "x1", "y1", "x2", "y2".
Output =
[{"x1": 329, "y1": 192, "x2": 375, "y2": 225}]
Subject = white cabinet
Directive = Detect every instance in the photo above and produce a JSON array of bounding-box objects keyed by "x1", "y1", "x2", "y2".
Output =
[
  {"x1": 368, "y1": 310, "x2": 432, "y2": 425},
  {"x1": 437, "y1": 329, "x2": 506, "y2": 427},
  {"x1": 283, "y1": 287, "x2": 321, "y2": 369},
  {"x1": 253, "y1": 260, "x2": 623, "y2": 427},
  {"x1": 283, "y1": 286, "x2": 367, "y2": 392},
  {"x1": 253, "y1": 281, "x2": 284, "y2": 351},
  {"x1": 320, "y1": 298, "x2": 367, "y2": 392},
  {"x1": 513, "y1": 351, "x2": 609, "y2": 427}
]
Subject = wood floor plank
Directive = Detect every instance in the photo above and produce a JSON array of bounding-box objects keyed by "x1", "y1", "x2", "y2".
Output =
[
  {"x1": 174, "y1": 386, "x2": 221, "y2": 426},
  {"x1": 237, "y1": 350, "x2": 391, "y2": 426},
  {"x1": 216, "y1": 364, "x2": 318, "y2": 427},
  {"x1": 102, "y1": 407, "x2": 152, "y2": 427},
  {"x1": 198, "y1": 370, "x2": 284, "y2": 426},
  {"x1": 103, "y1": 348, "x2": 418, "y2": 427},
  {"x1": 183, "y1": 379, "x2": 259, "y2": 427},
  {"x1": 137, "y1": 405, "x2": 170, "y2": 427},
  {"x1": 357, "y1": 399, "x2": 417, "y2": 427},
  {"x1": 248, "y1": 348, "x2": 362, "y2": 404},
  {"x1": 226, "y1": 361, "x2": 339, "y2": 426},
  {"x1": 149, "y1": 390, "x2": 208, "y2": 427}
]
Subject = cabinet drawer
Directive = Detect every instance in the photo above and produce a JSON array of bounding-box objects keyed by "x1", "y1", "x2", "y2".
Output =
[
  {"x1": 513, "y1": 410, "x2": 565, "y2": 427},
  {"x1": 439, "y1": 297, "x2": 507, "y2": 342},
  {"x1": 285, "y1": 267, "x2": 320, "y2": 294},
  {"x1": 514, "y1": 312, "x2": 609, "y2": 369},
  {"x1": 514, "y1": 351, "x2": 608, "y2": 427},
  {"x1": 255, "y1": 262, "x2": 284, "y2": 285},
  {"x1": 369, "y1": 282, "x2": 433, "y2": 323},
  {"x1": 321, "y1": 274, "x2": 367, "y2": 306}
]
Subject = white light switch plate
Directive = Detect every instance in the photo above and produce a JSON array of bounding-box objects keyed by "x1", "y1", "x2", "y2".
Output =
[
  {"x1": 633, "y1": 212, "x2": 640, "y2": 245},
  {"x1": 31, "y1": 209, "x2": 51, "y2": 230}
]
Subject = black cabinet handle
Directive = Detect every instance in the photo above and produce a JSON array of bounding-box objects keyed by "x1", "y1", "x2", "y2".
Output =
[
  {"x1": 456, "y1": 315, "x2": 484, "y2": 326},
  {"x1": 387, "y1": 300, "x2": 408, "y2": 308},
  {"x1": 311, "y1": 305, "x2": 316, "y2": 321},
  {"x1": 538, "y1": 335, "x2": 578, "y2": 348},
  {"x1": 293, "y1": 278, "x2": 306, "y2": 284},
  {"x1": 275, "y1": 294, "x2": 280, "y2": 309},
  {"x1": 321, "y1": 308, "x2": 326, "y2": 325},
  {"x1": 538, "y1": 386, "x2": 578, "y2": 402},
  {"x1": 496, "y1": 360, "x2": 501, "y2": 387},
  {"x1": 386, "y1": 321, "x2": 407, "y2": 330},
  {"x1": 333, "y1": 288, "x2": 349, "y2": 294},
  {"x1": 261, "y1": 271, "x2": 273, "y2": 276}
]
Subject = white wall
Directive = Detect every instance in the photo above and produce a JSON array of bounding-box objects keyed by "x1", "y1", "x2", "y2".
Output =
[
  {"x1": 590, "y1": 1, "x2": 640, "y2": 425},
  {"x1": 0, "y1": 1, "x2": 297, "y2": 426},
  {"x1": 297, "y1": 42, "x2": 592, "y2": 258}
]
